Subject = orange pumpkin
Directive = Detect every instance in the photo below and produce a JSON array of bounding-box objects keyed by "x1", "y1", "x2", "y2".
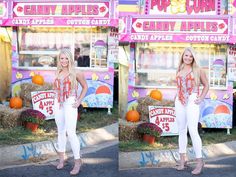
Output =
[
  {"x1": 126, "y1": 109, "x2": 140, "y2": 122},
  {"x1": 32, "y1": 74, "x2": 44, "y2": 85},
  {"x1": 9, "y1": 96, "x2": 23, "y2": 109},
  {"x1": 150, "y1": 89, "x2": 163, "y2": 101}
]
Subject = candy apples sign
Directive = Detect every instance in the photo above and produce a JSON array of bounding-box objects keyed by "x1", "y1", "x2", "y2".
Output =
[
  {"x1": 31, "y1": 90, "x2": 56, "y2": 120},
  {"x1": 149, "y1": 106, "x2": 178, "y2": 136},
  {"x1": 13, "y1": 2, "x2": 109, "y2": 18},
  {"x1": 132, "y1": 18, "x2": 228, "y2": 34},
  {"x1": 149, "y1": 0, "x2": 217, "y2": 15}
]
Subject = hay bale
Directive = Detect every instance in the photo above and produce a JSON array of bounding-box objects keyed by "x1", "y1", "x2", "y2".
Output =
[
  {"x1": 20, "y1": 83, "x2": 53, "y2": 107},
  {"x1": 119, "y1": 119, "x2": 142, "y2": 141},
  {"x1": 136, "y1": 96, "x2": 174, "y2": 122},
  {"x1": 0, "y1": 105, "x2": 27, "y2": 128}
]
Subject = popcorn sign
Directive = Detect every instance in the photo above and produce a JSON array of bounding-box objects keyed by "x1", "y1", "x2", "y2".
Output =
[
  {"x1": 149, "y1": 106, "x2": 178, "y2": 136},
  {"x1": 31, "y1": 90, "x2": 56, "y2": 120}
]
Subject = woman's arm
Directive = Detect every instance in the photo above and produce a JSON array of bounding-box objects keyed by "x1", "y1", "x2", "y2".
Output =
[
  {"x1": 76, "y1": 70, "x2": 88, "y2": 102},
  {"x1": 194, "y1": 69, "x2": 209, "y2": 104},
  {"x1": 73, "y1": 71, "x2": 88, "y2": 108}
]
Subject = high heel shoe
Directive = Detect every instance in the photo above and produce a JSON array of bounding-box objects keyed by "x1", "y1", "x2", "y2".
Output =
[
  {"x1": 56, "y1": 152, "x2": 67, "y2": 170},
  {"x1": 176, "y1": 161, "x2": 188, "y2": 171},
  {"x1": 191, "y1": 161, "x2": 205, "y2": 175},
  {"x1": 70, "y1": 159, "x2": 82, "y2": 176},
  {"x1": 56, "y1": 160, "x2": 65, "y2": 170}
]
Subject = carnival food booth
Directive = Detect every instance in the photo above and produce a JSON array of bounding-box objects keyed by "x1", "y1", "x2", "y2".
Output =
[
  {"x1": 119, "y1": 0, "x2": 234, "y2": 135},
  {"x1": 1, "y1": 0, "x2": 119, "y2": 112}
]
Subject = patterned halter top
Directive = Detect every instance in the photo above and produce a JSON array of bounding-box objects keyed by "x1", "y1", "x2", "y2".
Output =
[
  {"x1": 176, "y1": 70, "x2": 199, "y2": 105},
  {"x1": 54, "y1": 74, "x2": 77, "y2": 105}
]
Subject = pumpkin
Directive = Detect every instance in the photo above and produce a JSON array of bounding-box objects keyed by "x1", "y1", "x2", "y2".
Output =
[
  {"x1": 150, "y1": 89, "x2": 163, "y2": 101},
  {"x1": 32, "y1": 74, "x2": 44, "y2": 85},
  {"x1": 126, "y1": 109, "x2": 140, "y2": 122},
  {"x1": 9, "y1": 96, "x2": 23, "y2": 109}
]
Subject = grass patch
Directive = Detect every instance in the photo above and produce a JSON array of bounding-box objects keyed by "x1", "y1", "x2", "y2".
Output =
[
  {"x1": 0, "y1": 104, "x2": 118, "y2": 146},
  {"x1": 119, "y1": 128, "x2": 236, "y2": 152}
]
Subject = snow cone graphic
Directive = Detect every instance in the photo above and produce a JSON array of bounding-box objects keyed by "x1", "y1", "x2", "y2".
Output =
[
  {"x1": 212, "y1": 59, "x2": 224, "y2": 78},
  {"x1": 83, "y1": 87, "x2": 97, "y2": 107},
  {"x1": 213, "y1": 104, "x2": 232, "y2": 128},
  {"x1": 95, "y1": 85, "x2": 111, "y2": 107},
  {"x1": 94, "y1": 40, "x2": 106, "y2": 59},
  {"x1": 201, "y1": 102, "x2": 232, "y2": 128},
  {"x1": 214, "y1": 105, "x2": 230, "y2": 114}
]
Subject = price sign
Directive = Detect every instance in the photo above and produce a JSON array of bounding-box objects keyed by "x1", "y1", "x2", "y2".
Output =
[
  {"x1": 149, "y1": 106, "x2": 178, "y2": 136},
  {"x1": 31, "y1": 90, "x2": 56, "y2": 120}
]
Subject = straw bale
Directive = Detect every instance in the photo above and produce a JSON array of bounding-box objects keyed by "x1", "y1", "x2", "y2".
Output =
[
  {"x1": 119, "y1": 119, "x2": 142, "y2": 141},
  {"x1": 20, "y1": 82, "x2": 53, "y2": 107},
  {"x1": 0, "y1": 105, "x2": 27, "y2": 128},
  {"x1": 136, "y1": 96, "x2": 174, "y2": 122}
]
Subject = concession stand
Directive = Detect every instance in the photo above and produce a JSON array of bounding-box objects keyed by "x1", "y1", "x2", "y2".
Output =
[
  {"x1": 1, "y1": 0, "x2": 119, "y2": 110},
  {"x1": 119, "y1": 0, "x2": 234, "y2": 133}
]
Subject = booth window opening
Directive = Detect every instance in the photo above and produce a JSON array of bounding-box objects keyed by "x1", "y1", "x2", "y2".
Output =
[
  {"x1": 17, "y1": 26, "x2": 109, "y2": 69},
  {"x1": 134, "y1": 43, "x2": 228, "y2": 89}
]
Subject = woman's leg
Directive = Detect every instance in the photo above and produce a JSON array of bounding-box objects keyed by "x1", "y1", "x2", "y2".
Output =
[
  {"x1": 54, "y1": 101, "x2": 67, "y2": 169},
  {"x1": 186, "y1": 94, "x2": 202, "y2": 158},
  {"x1": 64, "y1": 97, "x2": 81, "y2": 160},
  {"x1": 64, "y1": 97, "x2": 81, "y2": 175},
  {"x1": 175, "y1": 97, "x2": 188, "y2": 170},
  {"x1": 186, "y1": 94, "x2": 204, "y2": 175}
]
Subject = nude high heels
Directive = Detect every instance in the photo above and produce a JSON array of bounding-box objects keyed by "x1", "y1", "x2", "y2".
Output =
[
  {"x1": 191, "y1": 159, "x2": 205, "y2": 175},
  {"x1": 56, "y1": 152, "x2": 67, "y2": 170},
  {"x1": 176, "y1": 153, "x2": 188, "y2": 171},
  {"x1": 70, "y1": 158, "x2": 82, "y2": 176},
  {"x1": 176, "y1": 160, "x2": 188, "y2": 171}
]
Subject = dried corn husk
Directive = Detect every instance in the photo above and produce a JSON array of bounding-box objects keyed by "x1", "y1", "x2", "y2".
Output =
[{"x1": 20, "y1": 83, "x2": 53, "y2": 107}]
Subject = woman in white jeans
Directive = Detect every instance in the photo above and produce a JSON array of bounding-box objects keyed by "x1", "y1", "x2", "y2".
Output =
[
  {"x1": 54, "y1": 49, "x2": 88, "y2": 175},
  {"x1": 175, "y1": 47, "x2": 209, "y2": 175}
]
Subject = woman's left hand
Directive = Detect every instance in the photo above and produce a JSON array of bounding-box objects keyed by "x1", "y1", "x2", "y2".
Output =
[
  {"x1": 194, "y1": 97, "x2": 203, "y2": 104},
  {"x1": 72, "y1": 99, "x2": 81, "y2": 108}
]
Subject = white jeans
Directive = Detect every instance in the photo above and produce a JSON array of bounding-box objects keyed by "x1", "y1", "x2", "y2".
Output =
[
  {"x1": 175, "y1": 93, "x2": 202, "y2": 158},
  {"x1": 54, "y1": 96, "x2": 80, "y2": 159}
]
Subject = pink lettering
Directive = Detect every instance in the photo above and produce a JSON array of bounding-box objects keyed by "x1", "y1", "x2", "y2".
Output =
[
  {"x1": 37, "y1": 5, "x2": 43, "y2": 15},
  {"x1": 180, "y1": 22, "x2": 187, "y2": 31},
  {"x1": 24, "y1": 5, "x2": 31, "y2": 15},
  {"x1": 68, "y1": 5, "x2": 75, "y2": 15},
  {"x1": 87, "y1": 5, "x2": 93, "y2": 15},
  {"x1": 44, "y1": 6, "x2": 51, "y2": 15},
  {"x1": 93, "y1": 5, "x2": 99, "y2": 15},
  {"x1": 186, "y1": 0, "x2": 215, "y2": 15},
  {"x1": 23, "y1": 5, "x2": 57, "y2": 15},
  {"x1": 143, "y1": 21, "x2": 175, "y2": 31},
  {"x1": 193, "y1": 0, "x2": 201, "y2": 13},
  {"x1": 62, "y1": 5, "x2": 68, "y2": 15},
  {"x1": 51, "y1": 5, "x2": 56, "y2": 15},
  {"x1": 187, "y1": 21, "x2": 195, "y2": 31},
  {"x1": 150, "y1": 0, "x2": 170, "y2": 12},
  {"x1": 74, "y1": 5, "x2": 81, "y2": 15}
]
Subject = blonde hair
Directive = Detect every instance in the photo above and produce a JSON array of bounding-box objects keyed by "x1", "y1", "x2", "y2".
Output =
[
  {"x1": 56, "y1": 48, "x2": 77, "y2": 90},
  {"x1": 177, "y1": 47, "x2": 200, "y2": 86}
]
